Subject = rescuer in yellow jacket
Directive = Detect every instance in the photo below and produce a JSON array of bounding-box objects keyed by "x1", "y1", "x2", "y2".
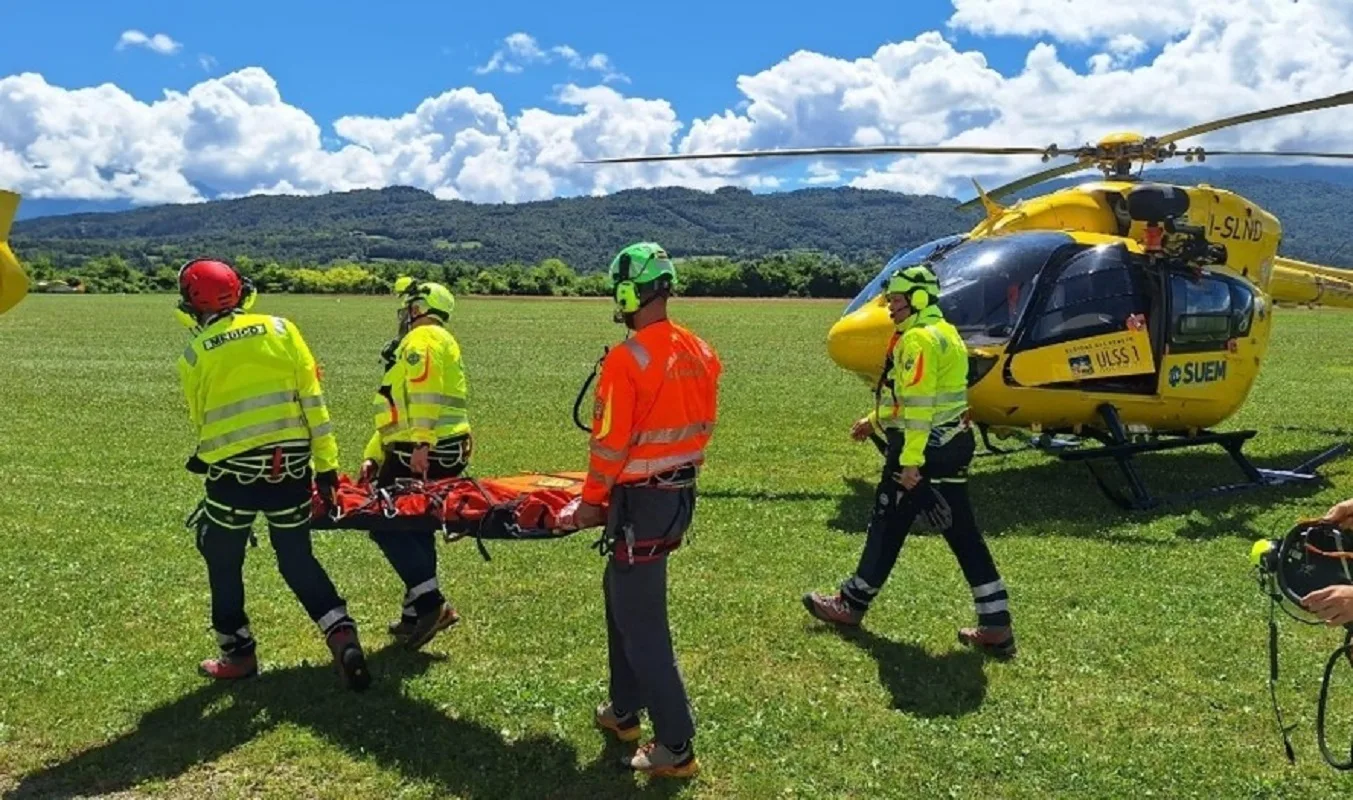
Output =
[
  {"x1": 803, "y1": 264, "x2": 1016, "y2": 659},
  {"x1": 177, "y1": 259, "x2": 370, "y2": 690},
  {"x1": 359, "y1": 277, "x2": 470, "y2": 649}
]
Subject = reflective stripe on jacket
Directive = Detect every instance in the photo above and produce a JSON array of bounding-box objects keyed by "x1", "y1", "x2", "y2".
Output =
[
  {"x1": 177, "y1": 312, "x2": 338, "y2": 473},
  {"x1": 366, "y1": 323, "x2": 470, "y2": 465},
  {"x1": 583, "y1": 320, "x2": 722, "y2": 505},
  {"x1": 874, "y1": 305, "x2": 969, "y2": 467}
]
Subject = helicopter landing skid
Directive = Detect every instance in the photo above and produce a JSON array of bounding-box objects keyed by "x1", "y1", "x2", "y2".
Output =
[
  {"x1": 977, "y1": 424, "x2": 1082, "y2": 457},
  {"x1": 1052, "y1": 405, "x2": 1350, "y2": 511}
]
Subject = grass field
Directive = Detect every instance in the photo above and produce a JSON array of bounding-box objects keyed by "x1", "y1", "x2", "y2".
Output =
[{"x1": 3, "y1": 293, "x2": 1353, "y2": 798}]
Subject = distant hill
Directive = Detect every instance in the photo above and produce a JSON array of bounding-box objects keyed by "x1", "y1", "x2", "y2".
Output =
[{"x1": 11, "y1": 166, "x2": 1353, "y2": 270}]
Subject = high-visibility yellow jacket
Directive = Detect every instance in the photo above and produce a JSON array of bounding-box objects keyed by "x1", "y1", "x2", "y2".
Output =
[
  {"x1": 867, "y1": 305, "x2": 969, "y2": 467},
  {"x1": 178, "y1": 312, "x2": 339, "y2": 474},
  {"x1": 363, "y1": 323, "x2": 470, "y2": 465}
]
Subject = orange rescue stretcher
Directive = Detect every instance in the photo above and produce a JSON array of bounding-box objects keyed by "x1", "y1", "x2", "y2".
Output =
[{"x1": 308, "y1": 471, "x2": 602, "y2": 559}]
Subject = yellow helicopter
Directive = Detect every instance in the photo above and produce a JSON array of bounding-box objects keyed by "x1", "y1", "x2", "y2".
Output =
[
  {"x1": 587, "y1": 90, "x2": 1353, "y2": 508},
  {"x1": 0, "y1": 190, "x2": 28, "y2": 315}
]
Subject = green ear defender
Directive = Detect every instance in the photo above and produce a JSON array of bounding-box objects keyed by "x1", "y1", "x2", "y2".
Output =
[
  {"x1": 614, "y1": 252, "x2": 640, "y2": 314},
  {"x1": 886, "y1": 264, "x2": 939, "y2": 310}
]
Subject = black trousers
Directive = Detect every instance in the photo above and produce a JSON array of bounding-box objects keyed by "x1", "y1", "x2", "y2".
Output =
[
  {"x1": 368, "y1": 437, "x2": 469, "y2": 619},
  {"x1": 603, "y1": 483, "x2": 697, "y2": 745},
  {"x1": 192, "y1": 471, "x2": 352, "y2": 656},
  {"x1": 841, "y1": 427, "x2": 1012, "y2": 627}
]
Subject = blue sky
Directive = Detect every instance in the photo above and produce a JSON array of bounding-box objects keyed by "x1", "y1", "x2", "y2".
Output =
[
  {"x1": 2, "y1": 0, "x2": 1061, "y2": 124},
  {"x1": 0, "y1": 0, "x2": 1349, "y2": 212}
]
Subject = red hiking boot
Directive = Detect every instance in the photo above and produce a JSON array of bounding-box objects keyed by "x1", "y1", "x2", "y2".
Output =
[
  {"x1": 326, "y1": 625, "x2": 371, "y2": 691},
  {"x1": 199, "y1": 651, "x2": 258, "y2": 680},
  {"x1": 958, "y1": 625, "x2": 1017, "y2": 660},
  {"x1": 802, "y1": 591, "x2": 864, "y2": 627}
]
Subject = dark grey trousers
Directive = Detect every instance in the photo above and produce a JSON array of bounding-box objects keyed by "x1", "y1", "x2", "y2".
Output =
[{"x1": 602, "y1": 483, "x2": 697, "y2": 745}]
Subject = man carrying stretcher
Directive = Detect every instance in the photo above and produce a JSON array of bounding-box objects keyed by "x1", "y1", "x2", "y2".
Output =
[
  {"x1": 359, "y1": 277, "x2": 471, "y2": 649},
  {"x1": 562, "y1": 242, "x2": 722, "y2": 778}
]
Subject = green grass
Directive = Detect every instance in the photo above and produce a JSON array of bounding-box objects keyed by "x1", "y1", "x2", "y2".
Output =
[{"x1": 2, "y1": 294, "x2": 1353, "y2": 798}]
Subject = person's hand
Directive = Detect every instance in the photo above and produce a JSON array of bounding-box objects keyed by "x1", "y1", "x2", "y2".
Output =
[
  {"x1": 1302, "y1": 585, "x2": 1353, "y2": 626},
  {"x1": 410, "y1": 444, "x2": 430, "y2": 478},
  {"x1": 574, "y1": 502, "x2": 607, "y2": 530},
  {"x1": 315, "y1": 470, "x2": 339, "y2": 517},
  {"x1": 358, "y1": 459, "x2": 379, "y2": 484},
  {"x1": 555, "y1": 500, "x2": 607, "y2": 532},
  {"x1": 894, "y1": 466, "x2": 922, "y2": 490},
  {"x1": 1323, "y1": 498, "x2": 1353, "y2": 529},
  {"x1": 850, "y1": 417, "x2": 874, "y2": 442}
]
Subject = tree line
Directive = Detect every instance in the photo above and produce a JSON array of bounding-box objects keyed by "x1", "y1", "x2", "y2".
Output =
[{"x1": 18, "y1": 250, "x2": 881, "y2": 299}]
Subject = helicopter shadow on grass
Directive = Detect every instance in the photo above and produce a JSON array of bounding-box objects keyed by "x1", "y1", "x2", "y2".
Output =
[
  {"x1": 706, "y1": 442, "x2": 1344, "y2": 544},
  {"x1": 4, "y1": 647, "x2": 682, "y2": 800}
]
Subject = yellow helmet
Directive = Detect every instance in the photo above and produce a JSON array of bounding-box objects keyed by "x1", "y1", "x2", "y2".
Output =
[{"x1": 394, "y1": 276, "x2": 455, "y2": 326}]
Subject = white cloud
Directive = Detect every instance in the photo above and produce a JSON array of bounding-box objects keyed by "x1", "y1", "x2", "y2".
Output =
[
  {"x1": 475, "y1": 32, "x2": 628, "y2": 82},
  {"x1": 7, "y1": 1, "x2": 1353, "y2": 207},
  {"x1": 199, "y1": 54, "x2": 218, "y2": 72},
  {"x1": 115, "y1": 29, "x2": 181, "y2": 55}
]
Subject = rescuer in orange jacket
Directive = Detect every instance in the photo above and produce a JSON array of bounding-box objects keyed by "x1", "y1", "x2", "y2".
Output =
[{"x1": 564, "y1": 242, "x2": 720, "y2": 779}]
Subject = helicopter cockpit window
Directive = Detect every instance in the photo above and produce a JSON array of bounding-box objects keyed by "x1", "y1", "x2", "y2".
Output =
[
  {"x1": 1023, "y1": 243, "x2": 1151, "y2": 347},
  {"x1": 844, "y1": 235, "x2": 966, "y2": 316},
  {"x1": 844, "y1": 231, "x2": 1074, "y2": 338},
  {"x1": 1170, "y1": 273, "x2": 1241, "y2": 348}
]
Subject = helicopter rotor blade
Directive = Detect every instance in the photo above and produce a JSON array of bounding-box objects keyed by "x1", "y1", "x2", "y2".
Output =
[
  {"x1": 955, "y1": 159, "x2": 1092, "y2": 211},
  {"x1": 1182, "y1": 149, "x2": 1353, "y2": 160},
  {"x1": 1157, "y1": 89, "x2": 1353, "y2": 145},
  {"x1": 580, "y1": 144, "x2": 1052, "y2": 164}
]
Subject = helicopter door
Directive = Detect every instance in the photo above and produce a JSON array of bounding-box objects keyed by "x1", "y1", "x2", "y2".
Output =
[
  {"x1": 1159, "y1": 271, "x2": 1257, "y2": 393},
  {"x1": 1005, "y1": 243, "x2": 1159, "y2": 392}
]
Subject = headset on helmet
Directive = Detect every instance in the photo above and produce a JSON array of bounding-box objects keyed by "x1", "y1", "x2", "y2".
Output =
[
  {"x1": 393, "y1": 275, "x2": 454, "y2": 333},
  {"x1": 885, "y1": 264, "x2": 940, "y2": 312},
  {"x1": 1251, "y1": 519, "x2": 1353, "y2": 770},
  {"x1": 174, "y1": 259, "x2": 256, "y2": 330},
  {"x1": 609, "y1": 242, "x2": 677, "y2": 318}
]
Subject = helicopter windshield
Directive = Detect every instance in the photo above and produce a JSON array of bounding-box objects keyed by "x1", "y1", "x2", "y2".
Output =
[
  {"x1": 847, "y1": 231, "x2": 1077, "y2": 336},
  {"x1": 844, "y1": 235, "x2": 965, "y2": 316}
]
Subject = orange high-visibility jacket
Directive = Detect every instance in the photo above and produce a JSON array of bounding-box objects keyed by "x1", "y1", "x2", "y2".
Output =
[{"x1": 583, "y1": 319, "x2": 722, "y2": 505}]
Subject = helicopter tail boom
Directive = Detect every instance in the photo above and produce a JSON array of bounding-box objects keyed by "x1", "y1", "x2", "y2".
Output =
[{"x1": 1269, "y1": 257, "x2": 1353, "y2": 309}]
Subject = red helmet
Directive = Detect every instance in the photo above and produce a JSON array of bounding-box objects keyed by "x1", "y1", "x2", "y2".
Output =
[{"x1": 178, "y1": 259, "x2": 243, "y2": 315}]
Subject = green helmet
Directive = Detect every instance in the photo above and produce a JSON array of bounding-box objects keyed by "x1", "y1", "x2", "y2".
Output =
[
  {"x1": 885, "y1": 264, "x2": 940, "y2": 311},
  {"x1": 609, "y1": 242, "x2": 677, "y2": 315},
  {"x1": 394, "y1": 276, "x2": 454, "y2": 330}
]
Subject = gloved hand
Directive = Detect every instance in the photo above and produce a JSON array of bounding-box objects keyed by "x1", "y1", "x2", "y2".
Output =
[
  {"x1": 185, "y1": 454, "x2": 208, "y2": 474},
  {"x1": 358, "y1": 459, "x2": 379, "y2": 484},
  {"x1": 915, "y1": 485, "x2": 953, "y2": 531},
  {"x1": 315, "y1": 470, "x2": 339, "y2": 517},
  {"x1": 379, "y1": 337, "x2": 400, "y2": 370}
]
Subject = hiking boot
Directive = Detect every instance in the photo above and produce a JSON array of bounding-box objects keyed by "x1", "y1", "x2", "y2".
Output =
[
  {"x1": 624, "y1": 740, "x2": 699, "y2": 778},
  {"x1": 958, "y1": 625, "x2": 1017, "y2": 660},
  {"x1": 326, "y1": 625, "x2": 371, "y2": 691},
  {"x1": 595, "y1": 701, "x2": 642, "y2": 742},
  {"x1": 802, "y1": 591, "x2": 864, "y2": 627},
  {"x1": 199, "y1": 651, "x2": 258, "y2": 680},
  {"x1": 393, "y1": 603, "x2": 460, "y2": 650}
]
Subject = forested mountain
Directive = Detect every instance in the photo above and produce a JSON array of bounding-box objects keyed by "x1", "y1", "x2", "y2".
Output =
[{"x1": 11, "y1": 167, "x2": 1353, "y2": 271}]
